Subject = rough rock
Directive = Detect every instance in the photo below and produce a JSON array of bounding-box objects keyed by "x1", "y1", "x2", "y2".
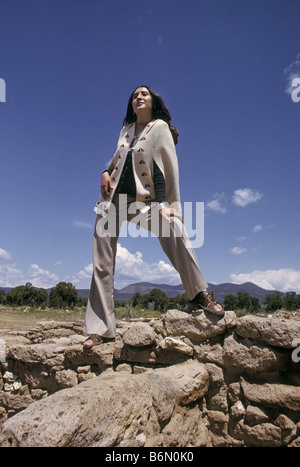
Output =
[
  {"x1": 241, "y1": 379, "x2": 300, "y2": 413},
  {"x1": 162, "y1": 309, "x2": 236, "y2": 343},
  {"x1": 0, "y1": 361, "x2": 208, "y2": 447},
  {"x1": 236, "y1": 314, "x2": 300, "y2": 348},
  {"x1": 122, "y1": 323, "x2": 156, "y2": 347},
  {"x1": 223, "y1": 334, "x2": 290, "y2": 375},
  {"x1": 1, "y1": 310, "x2": 300, "y2": 447},
  {"x1": 232, "y1": 420, "x2": 282, "y2": 447},
  {"x1": 156, "y1": 336, "x2": 194, "y2": 356}
]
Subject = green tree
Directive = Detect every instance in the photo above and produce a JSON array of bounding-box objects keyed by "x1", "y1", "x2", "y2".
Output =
[
  {"x1": 114, "y1": 299, "x2": 126, "y2": 308},
  {"x1": 249, "y1": 296, "x2": 260, "y2": 313},
  {"x1": 132, "y1": 292, "x2": 142, "y2": 308},
  {"x1": 150, "y1": 288, "x2": 169, "y2": 311},
  {"x1": 141, "y1": 288, "x2": 169, "y2": 312},
  {"x1": 6, "y1": 284, "x2": 27, "y2": 306},
  {"x1": 224, "y1": 294, "x2": 237, "y2": 311},
  {"x1": 141, "y1": 292, "x2": 151, "y2": 309},
  {"x1": 170, "y1": 293, "x2": 188, "y2": 309},
  {"x1": 224, "y1": 293, "x2": 260, "y2": 313},
  {"x1": 49, "y1": 282, "x2": 78, "y2": 309},
  {"x1": 6, "y1": 283, "x2": 48, "y2": 307},
  {"x1": 236, "y1": 291, "x2": 251, "y2": 310},
  {"x1": 283, "y1": 291, "x2": 298, "y2": 311},
  {"x1": 263, "y1": 291, "x2": 283, "y2": 312},
  {"x1": 0, "y1": 290, "x2": 7, "y2": 304},
  {"x1": 76, "y1": 296, "x2": 88, "y2": 307}
]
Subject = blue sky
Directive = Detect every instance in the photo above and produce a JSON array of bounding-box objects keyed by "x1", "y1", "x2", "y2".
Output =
[{"x1": 1, "y1": 0, "x2": 300, "y2": 293}]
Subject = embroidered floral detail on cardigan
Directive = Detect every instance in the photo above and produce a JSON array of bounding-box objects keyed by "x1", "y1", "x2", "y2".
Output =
[{"x1": 94, "y1": 119, "x2": 181, "y2": 217}]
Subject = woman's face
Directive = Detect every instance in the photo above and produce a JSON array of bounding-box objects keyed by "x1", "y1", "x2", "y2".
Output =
[{"x1": 132, "y1": 87, "x2": 153, "y2": 116}]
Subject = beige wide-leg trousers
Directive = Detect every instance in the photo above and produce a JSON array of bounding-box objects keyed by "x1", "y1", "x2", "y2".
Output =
[{"x1": 84, "y1": 194, "x2": 208, "y2": 338}]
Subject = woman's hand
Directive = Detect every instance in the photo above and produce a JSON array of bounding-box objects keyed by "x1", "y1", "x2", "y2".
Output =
[
  {"x1": 101, "y1": 171, "x2": 113, "y2": 200},
  {"x1": 159, "y1": 207, "x2": 183, "y2": 223}
]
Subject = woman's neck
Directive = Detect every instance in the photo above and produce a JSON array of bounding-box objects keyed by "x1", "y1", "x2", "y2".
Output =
[
  {"x1": 134, "y1": 117, "x2": 152, "y2": 135},
  {"x1": 135, "y1": 109, "x2": 152, "y2": 126}
]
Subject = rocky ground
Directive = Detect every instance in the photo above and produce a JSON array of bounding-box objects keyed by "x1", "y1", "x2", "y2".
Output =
[{"x1": 0, "y1": 309, "x2": 300, "y2": 447}]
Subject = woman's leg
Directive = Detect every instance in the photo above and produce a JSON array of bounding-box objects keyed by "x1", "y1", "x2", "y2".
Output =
[
  {"x1": 83, "y1": 194, "x2": 131, "y2": 341},
  {"x1": 157, "y1": 216, "x2": 208, "y2": 300},
  {"x1": 127, "y1": 204, "x2": 208, "y2": 300},
  {"x1": 156, "y1": 216, "x2": 224, "y2": 313},
  {"x1": 83, "y1": 216, "x2": 118, "y2": 338}
]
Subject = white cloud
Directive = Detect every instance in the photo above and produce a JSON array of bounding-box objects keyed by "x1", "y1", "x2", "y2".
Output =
[
  {"x1": 0, "y1": 248, "x2": 11, "y2": 260},
  {"x1": 230, "y1": 246, "x2": 247, "y2": 255},
  {"x1": 78, "y1": 263, "x2": 93, "y2": 279},
  {"x1": 76, "y1": 243, "x2": 180, "y2": 288},
  {"x1": 0, "y1": 264, "x2": 23, "y2": 287},
  {"x1": 73, "y1": 220, "x2": 93, "y2": 229},
  {"x1": 206, "y1": 193, "x2": 227, "y2": 214},
  {"x1": 253, "y1": 225, "x2": 262, "y2": 234},
  {"x1": 284, "y1": 53, "x2": 300, "y2": 96},
  {"x1": 117, "y1": 243, "x2": 143, "y2": 266},
  {"x1": 232, "y1": 188, "x2": 263, "y2": 207},
  {"x1": 28, "y1": 264, "x2": 59, "y2": 288},
  {"x1": 0, "y1": 261, "x2": 59, "y2": 289},
  {"x1": 116, "y1": 243, "x2": 180, "y2": 286},
  {"x1": 230, "y1": 268, "x2": 300, "y2": 293},
  {"x1": 235, "y1": 236, "x2": 247, "y2": 242}
]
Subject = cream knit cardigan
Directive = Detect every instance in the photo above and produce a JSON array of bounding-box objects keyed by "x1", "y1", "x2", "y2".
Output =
[{"x1": 94, "y1": 119, "x2": 181, "y2": 217}]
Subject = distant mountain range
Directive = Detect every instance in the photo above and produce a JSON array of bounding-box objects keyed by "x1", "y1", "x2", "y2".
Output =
[
  {"x1": 1, "y1": 281, "x2": 280, "y2": 304},
  {"x1": 80, "y1": 281, "x2": 279, "y2": 303}
]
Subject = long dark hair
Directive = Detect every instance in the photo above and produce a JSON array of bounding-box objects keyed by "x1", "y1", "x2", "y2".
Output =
[{"x1": 123, "y1": 85, "x2": 179, "y2": 145}]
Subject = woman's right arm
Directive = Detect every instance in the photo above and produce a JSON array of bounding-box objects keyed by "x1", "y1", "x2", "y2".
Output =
[{"x1": 100, "y1": 126, "x2": 127, "y2": 200}]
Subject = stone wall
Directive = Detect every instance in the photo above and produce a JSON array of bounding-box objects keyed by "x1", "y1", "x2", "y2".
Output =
[{"x1": 0, "y1": 309, "x2": 299, "y2": 447}]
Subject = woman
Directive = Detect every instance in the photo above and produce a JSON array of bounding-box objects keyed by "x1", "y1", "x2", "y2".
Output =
[{"x1": 83, "y1": 86, "x2": 224, "y2": 349}]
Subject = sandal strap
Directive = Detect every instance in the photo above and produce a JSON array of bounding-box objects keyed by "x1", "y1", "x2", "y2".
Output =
[
  {"x1": 83, "y1": 335, "x2": 103, "y2": 348},
  {"x1": 199, "y1": 291, "x2": 224, "y2": 310},
  {"x1": 188, "y1": 291, "x2": 224, "y2": 315},
  {"x1": 201, "y1": 291, "x2": 216, "y2": 305}
]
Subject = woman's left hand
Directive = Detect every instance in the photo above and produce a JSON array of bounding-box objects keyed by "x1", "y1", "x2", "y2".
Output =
[{"x1": 159, "y1": 207, "x2": 183, "y2": 223}]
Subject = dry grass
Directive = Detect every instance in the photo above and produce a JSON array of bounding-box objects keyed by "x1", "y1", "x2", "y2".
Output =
[
  {"x1": 0, "y1": 306, "x2": 86, "y2": 331},
  {"x1": 0, "y1": 305, "x2": 163, "y2": 332}
]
